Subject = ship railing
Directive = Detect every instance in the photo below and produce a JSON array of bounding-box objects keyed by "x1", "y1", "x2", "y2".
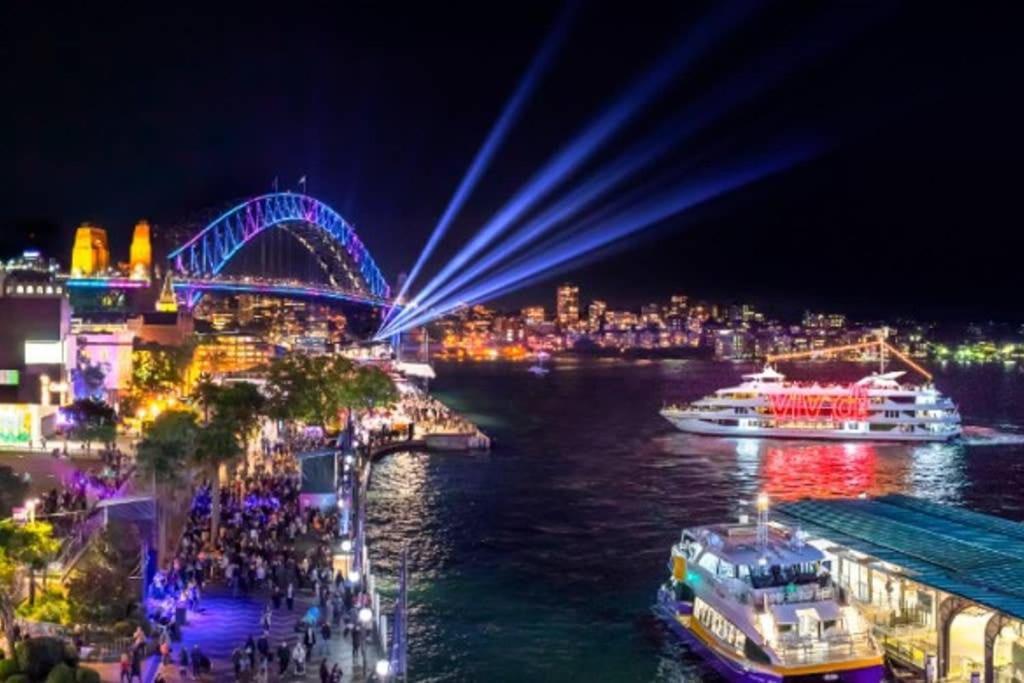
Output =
[
  {"x1": 773, "y1": 630, "x2": 878, "y2": 666},
  {"x1": 752, "y1": 585, "x2": 836, "y2": 606}
]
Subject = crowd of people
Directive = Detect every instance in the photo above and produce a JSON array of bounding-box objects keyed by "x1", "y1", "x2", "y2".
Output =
[
  {"x1": 141, "y1": 450, "x2": 376, "y2": 681},
  {"x1": 358, "y1": 383, "x2": 477, "y2": 442}
]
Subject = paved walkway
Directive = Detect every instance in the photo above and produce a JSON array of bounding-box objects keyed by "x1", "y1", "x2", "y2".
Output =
[{"x1": 90, "y1": 584, "x2": 378, "y2": 682}]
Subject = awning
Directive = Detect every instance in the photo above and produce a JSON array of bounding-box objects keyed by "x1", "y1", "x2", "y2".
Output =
[{"x1": 394, "y1": 361, "x2": 436, "y2": 379}]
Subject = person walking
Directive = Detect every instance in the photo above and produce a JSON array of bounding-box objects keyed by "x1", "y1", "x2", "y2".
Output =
[
  {"x1": 320, "y1": 621, "x2": 331, "y2": 656},
  {"x1": 190, "y1": 645, "x2": 203, "y2": 680},
  {"x1": 319, "y1": 658, "x2": 330, "y2": 683},
  {"x1": 178, "y1": 646, "x2": 191, "y2": 681},
  {"x1": 119, "y1": 652, "x2": 131, "y2": 683},
  {"x1": 286, "y1": 581, "x2": 294, "y2": 611}
]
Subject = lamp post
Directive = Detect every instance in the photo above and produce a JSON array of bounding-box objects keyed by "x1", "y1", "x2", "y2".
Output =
[{"x1": 375, "y1": 659, "x2": 391, "y2": 679}]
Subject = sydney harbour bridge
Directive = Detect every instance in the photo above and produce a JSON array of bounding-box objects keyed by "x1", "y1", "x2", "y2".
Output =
[{"x1": 165, "y1": 192, "x2": 395, "y2": 315}]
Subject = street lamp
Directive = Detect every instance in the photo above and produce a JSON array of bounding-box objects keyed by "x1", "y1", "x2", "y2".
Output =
[
  {"x1": 341, "y1": 539, "x2": 353, "y2": 553},
  {"x1": 375, "y1": 659, "x2": 391, "y2": 678},
  {"x1": 349, "y1": 570, "x2": 361, "y2": 584},
  {"x1": 358, "y1": 607, "x2": 373, "y2": 626}
]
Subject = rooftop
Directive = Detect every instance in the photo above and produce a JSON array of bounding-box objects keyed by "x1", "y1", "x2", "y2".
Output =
[{"x1": 776, "y1": 495, "x2": 1024, "y2": 621}]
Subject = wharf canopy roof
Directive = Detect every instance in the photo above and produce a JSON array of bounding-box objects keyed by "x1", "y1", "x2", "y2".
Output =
[{"x1": 776, "y1": 495, "x2": 1024, "y2": 621}]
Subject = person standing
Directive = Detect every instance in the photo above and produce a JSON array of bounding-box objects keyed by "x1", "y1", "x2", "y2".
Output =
[
  {"x1": 286, "y1": 581, "x2": 294, "y2": 611},
  {"x1": 276, "y1": 643, "x2": 290, "y2": 677},
  {"x1": 178, "y1": 646, "x2": 191, "y2": 681}
]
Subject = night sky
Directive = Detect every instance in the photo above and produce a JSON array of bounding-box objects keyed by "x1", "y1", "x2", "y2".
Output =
[{"x1": 3, "y1": 3, "x2": 1022, "y2": 321}]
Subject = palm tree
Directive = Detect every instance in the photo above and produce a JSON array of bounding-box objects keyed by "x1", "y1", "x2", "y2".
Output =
[
  {"x1": 192, "y1": 418, "x2": 241, "y2": 543},
  {"x1": 135, "y1": 410, "x2": 198, "y2": 564}
]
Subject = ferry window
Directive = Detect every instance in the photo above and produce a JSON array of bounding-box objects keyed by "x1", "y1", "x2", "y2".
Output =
[
  {"x1": 738, "y1": 565, "x2": 751, "y2": 580},
  {"x1": 717, "y1": 561, "x2": 735, "y2": 578},
  {"x1": 687, "y1": 542, "x2": 703, "y2": 560},
  {"x1": 697, "y1": 552, "x2": 719, "y2": 574}
]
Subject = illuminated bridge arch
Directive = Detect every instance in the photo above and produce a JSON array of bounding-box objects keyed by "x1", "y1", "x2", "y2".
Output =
[{"x1": 167, "y1": 192, "x2": 391, "y2": 302}]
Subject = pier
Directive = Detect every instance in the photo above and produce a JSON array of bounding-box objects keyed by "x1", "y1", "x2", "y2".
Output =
[{"x1": 775, "y1": 495, "x2": 1024, "y2": 682}]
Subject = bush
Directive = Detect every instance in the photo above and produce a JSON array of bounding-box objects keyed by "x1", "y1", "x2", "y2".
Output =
[
  {"x1": 5, "y1": 675, "x2": 28, "y2": 683},
  {"x1": 13, "y1": 638, "x2": 66, "y2": 681},
  {"x1": 74, "y1": 668, "x2": 100, "y2": 683},
  {"x1": 44, "y1": 663, "x2": 74, "y2": 683},
  {"x1": 0, "y1": 658, "x2": 20, "y2": 681}
]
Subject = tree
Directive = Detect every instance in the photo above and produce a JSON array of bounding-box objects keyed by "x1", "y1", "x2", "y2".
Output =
[
  {"x1": 265, "y1": 355, "x2": 356, "y2": 429},
  {"x1": 0, "y1": 520, "x2": 59, "y2": 610},
  {"x1": 346, "y1": 365, "x2": 399, "y2": 413},
  {"x1": 214, "y1": 382, "x2": 265, "y2": 453},
  {"x1": 135, "y1": 410, "x2": 198, "y2": 563},
  {"x1": 66, "y1": 523, "x2": 142, "y2": 625},
  {"x1": 191, "y1": 418, "x2": 241, "y2": 542},
  {"x1": 63, "y1": 399, "x2": 117, "y2": 453},
  {"x1": 190, "y1": 373, "x2": 221, "y2": 425}
]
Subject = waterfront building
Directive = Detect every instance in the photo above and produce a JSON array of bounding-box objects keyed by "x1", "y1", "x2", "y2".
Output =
[
  {"x1": 777, "y1": 496, "x2": 1024, "y2": 681},
  {"x1": 0, "y1": 263, "x2": 72, "y2": 442},
  {"x1": 556, "y1": 284, "x2": 580, "y2": 328}
]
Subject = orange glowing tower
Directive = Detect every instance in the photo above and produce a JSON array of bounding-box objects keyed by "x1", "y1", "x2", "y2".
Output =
[
  {"x1": 71, "y1": 223, "x2": 110, "y2": 276},
  {"x1": 129, "y1": 220, "x2": 152, "y2": 279}
]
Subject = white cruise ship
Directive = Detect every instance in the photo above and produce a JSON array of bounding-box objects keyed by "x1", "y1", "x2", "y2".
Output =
[{"x1": 661, "y1": 366, "x2": 961, "y2": 442}]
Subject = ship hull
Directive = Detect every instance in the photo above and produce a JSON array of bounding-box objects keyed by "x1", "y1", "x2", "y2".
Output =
[
  {"x1": 661, "y1": 414, "x2": 959, "y2": 443},
  {"x1": 655, "y1": 602, "x2": 884, "y2": 683}
]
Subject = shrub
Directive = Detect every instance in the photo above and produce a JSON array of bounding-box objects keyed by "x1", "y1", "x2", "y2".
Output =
[
  {"x1": 13, "y1": 638, "x2": 66, "y2": 681},
  {"x1": 74, "y1": 668, "x2": 100, "y2": 683},
  {"x1": 44, "y1": 662, "x2": 75, "y2": 683},
  {"x1": 5, "y1": 675, "x2": 29, "y2": 683},
  {"x1": 0, "y1": 658, "x2": 20, "y2": 681}
]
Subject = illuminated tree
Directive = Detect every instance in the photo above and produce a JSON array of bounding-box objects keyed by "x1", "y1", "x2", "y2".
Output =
[
  {"x1": 0, "y1": 520, "x2": 59, "y2": 609},
  {"x1": 63, "y1": 399, "x2": 117, "y2": 453}
]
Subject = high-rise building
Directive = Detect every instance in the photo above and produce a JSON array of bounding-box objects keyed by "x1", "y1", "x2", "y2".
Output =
[
  {"x1": 588, "y1": 300, "x2": 607, "y2": 331},
  {"x1": 668, "y1": 294, "x2": 688, "y2": 317},
  {"x1": 521, "y1": 306, "x2": 545, "y2": 326},
  {"x1": 556, "y1": 284, "x2": 580, "y2": 327},
  {"x1": 641, "y1": 303, "x2": 662, "y2": 327}
]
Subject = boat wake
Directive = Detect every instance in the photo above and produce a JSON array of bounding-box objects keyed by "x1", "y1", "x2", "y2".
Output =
[{"x1": 960, "y1": 425, "x2": 1024, "y2": 446}]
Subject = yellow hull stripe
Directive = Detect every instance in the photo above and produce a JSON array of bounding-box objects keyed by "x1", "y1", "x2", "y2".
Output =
[{"x1": 681, "y1": 614, "x2": 883, "y2": 677}]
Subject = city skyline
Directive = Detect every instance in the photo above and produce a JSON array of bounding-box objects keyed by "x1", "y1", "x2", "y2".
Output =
[{"x1": 4, "y1": 4, "x2": 1024, "y2": 321}]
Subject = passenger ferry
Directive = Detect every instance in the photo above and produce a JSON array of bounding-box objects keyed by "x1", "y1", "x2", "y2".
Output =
[
  {"x1": 655, "y1": 508, "x2": 884, "y2": 682},
  {"x1": 660, "y1": 336, "x2": 961, "y2": 442}
]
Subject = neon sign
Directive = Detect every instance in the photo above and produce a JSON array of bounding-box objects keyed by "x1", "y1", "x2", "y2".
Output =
[{"x1": 767, "y1": 386, "x2": 869, "y2": 421}]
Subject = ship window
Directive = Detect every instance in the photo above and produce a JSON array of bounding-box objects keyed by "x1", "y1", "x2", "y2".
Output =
[
  {"x1": 717, "y1": 560, "x2": 735, "y2": 578},
  {"x1": 697, "y1": 552, "x2": 719, "y2": 574},
  {"x1": 737, "y1": 565, "x2": 750, "y2": 581}
]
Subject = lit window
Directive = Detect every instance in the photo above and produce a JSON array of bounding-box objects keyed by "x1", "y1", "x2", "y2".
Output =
[
  {"x1": 16, "y1": 286, "x2": 23, "y2": 294},
  {"x1": 46, "y1": 286, "x2": 53, "y2": 294}
]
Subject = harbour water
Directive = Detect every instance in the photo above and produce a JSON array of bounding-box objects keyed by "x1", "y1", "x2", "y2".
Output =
[{"x1": 366, "y1": 358, "x2": 1024, "y2": 682}]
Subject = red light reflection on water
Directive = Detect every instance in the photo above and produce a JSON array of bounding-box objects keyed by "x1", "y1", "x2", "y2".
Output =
[{"x1": 760, "y1": 442, "x2": 908, "y2": 500}]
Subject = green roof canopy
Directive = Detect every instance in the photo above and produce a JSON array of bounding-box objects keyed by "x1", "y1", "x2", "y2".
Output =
[{"x1": 777, "y1": 495, "x2": 1024, "y2": 621}]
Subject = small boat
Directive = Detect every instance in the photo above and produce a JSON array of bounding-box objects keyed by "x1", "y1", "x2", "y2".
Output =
[{"x1": 528, "y1": 351, "x2": 551, "y2": 376}]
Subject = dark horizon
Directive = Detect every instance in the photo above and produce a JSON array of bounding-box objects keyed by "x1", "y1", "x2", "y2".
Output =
[{"x1": 4, "y1": 3, "x2": 1023, "y2": 322}]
